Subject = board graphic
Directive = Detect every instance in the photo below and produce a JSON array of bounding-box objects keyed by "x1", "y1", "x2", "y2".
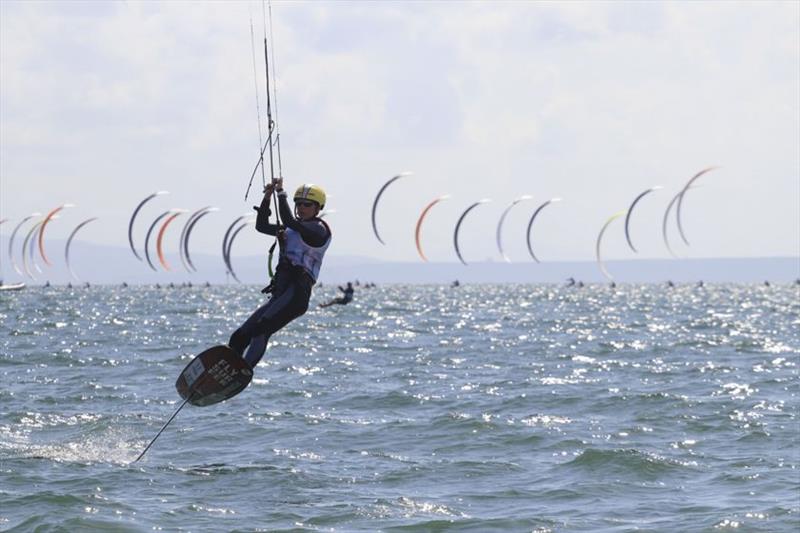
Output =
[{"x1": 175, "y1": 345, "x2": 253, "y2": 407}]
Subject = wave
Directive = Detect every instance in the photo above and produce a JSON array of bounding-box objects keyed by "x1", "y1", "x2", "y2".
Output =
[{"x1": 563, "y1": 448, "x2": 698, "y2": 479}]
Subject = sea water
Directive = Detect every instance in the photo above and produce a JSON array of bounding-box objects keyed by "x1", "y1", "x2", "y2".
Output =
[{"x1": 0, "y1": 283, "x2": 798, "y2": 532}]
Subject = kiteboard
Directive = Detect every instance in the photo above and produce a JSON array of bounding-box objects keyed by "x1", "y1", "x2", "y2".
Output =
[{"x1": 176, "y1": 345, "x2": 253, "y2": 407}]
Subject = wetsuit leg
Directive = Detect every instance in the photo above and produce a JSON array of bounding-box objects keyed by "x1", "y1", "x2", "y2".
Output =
[
  {"x1": 229, "y1": 328, "x2": 252, "y2": 356},
  {"x1": 244, "y1": 334, "x2": 267, "y2": 365},
  {"x1": 244, "y1": 283, "x2": 311, "y2": 367},
  {"x1": 230, "y1": 281, "x2": 311, "y2": 368},
  {"x1": 228, "y1": 291, "x2": 293, "y2": 357}
]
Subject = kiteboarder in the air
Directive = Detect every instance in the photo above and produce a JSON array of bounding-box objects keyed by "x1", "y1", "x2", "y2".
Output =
[
  {"x1": 228, "y1": 178, "x2": 331, "y2": 369},
  {"x1": 319, "y1": 281, "x2": 354, "y2": 308}
]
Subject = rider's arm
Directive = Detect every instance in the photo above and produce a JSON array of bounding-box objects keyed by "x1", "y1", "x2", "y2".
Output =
[
  {"x1": 277, "y1": 192, "x2": 330, "y2": 247},
  {"x1": 254, "y1": 191, "x2": 281, "y2": 236}
]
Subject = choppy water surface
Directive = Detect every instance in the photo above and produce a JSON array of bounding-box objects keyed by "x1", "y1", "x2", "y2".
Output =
[{"x1": 1, "y1": 283, "x2": 798, "y2": 532}]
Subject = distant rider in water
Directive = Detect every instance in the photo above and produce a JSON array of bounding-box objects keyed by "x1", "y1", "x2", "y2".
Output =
[
  {"x1": 319, "y1": 281, "x2": 354, "y2": 308},
  {"x1": 229, "y1": 178, "x2": 331, "y2": 368}
]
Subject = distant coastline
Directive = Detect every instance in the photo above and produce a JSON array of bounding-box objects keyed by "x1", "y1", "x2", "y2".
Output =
[
  {"x1": 0, "y1": 239, "x2": 797, "y2": 285},
  {"x1": 323, "y1": 256, "x2": 800, "y2": 285}
]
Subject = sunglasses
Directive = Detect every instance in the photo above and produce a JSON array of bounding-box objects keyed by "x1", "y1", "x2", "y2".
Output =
[{"x1": 295, "y1": 201, "x2": 316, "y2": 208}]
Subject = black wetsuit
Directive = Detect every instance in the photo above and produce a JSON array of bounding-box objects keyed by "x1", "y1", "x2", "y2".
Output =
[
  {"x1": 321, "y1": 284, "x2": 354, "y2": 307},
  {"x1": 229, "y1": 191, "x2": 331, "y2": 368},
  {"x1": 335, "y1": 285, "x2": 354, "y2": 304}
]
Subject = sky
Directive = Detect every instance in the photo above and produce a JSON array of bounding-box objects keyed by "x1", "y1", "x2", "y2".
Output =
[{"x1": 1, "y1": 0, "x2": 798, "y2": 270}]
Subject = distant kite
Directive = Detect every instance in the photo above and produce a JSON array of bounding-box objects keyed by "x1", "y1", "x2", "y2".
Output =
[
  {"x1": 179, "y1": 207, "x2": 217, "y2": 273},
  {"x1": 128, "y1": 191, "x2": 168, "y2": 261},
  {"x1": 496, "y1": 196, "x2": 532, "y2": 263},
  {"x1": 414, "y1": 195, "x2": 450, "y2": 262},
  {"x1": 526, "y1": 198, "x2": 561, "y2": 263},
  {"x1": 596, "y1": 210, "x2": 627, "y2": 282},
  {"x1": 144, "y1": 211, "x2": 173, "y2": 272},
  {"x1": 222, "y1": 215, "x2": 251, "y2": 280},
  {"x1": 225, "y1": 219, "x2": 254, "y2": 283},
  {"x1": 661, "y1": 191, "x2": 683, "y2": 259},
  {"x1": 624, "y1": 186, "x2": 662, "y2": 253},
  {"x1": 676, "y1": 167, "x2": 717, "y2": 246},
  {"x1": 453, "y1": 199, "x2": 491, "y2": 266},
  {"x1": 8, "y1": 214, "x2": 40, "y2": 276},
  {"x1": 371, "y1": 172, "x2": 412, "y2": 245},
  {"x1": 38, "y1": 204, "x2": 74, "y2": 266},
  {"x1": 22, "y1": 221, "x2": 45, "y2": 279},
  {"x1": 156, "y1": 212, "x2": 184, "y2": 271},
  {"x1": 65, "y1": 218, "x2": 98, "y2": 281}
]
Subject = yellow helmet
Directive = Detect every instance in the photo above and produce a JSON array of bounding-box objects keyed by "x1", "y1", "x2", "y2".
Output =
[{"x1": 294, "y1": 184, "x2": 326, "y2": 209}]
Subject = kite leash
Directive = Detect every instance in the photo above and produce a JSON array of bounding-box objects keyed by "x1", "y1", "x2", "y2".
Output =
[
  {"x1": 264, "y1": 0, "x2": 284, "y2": 278},
  {"x1": 244, "y1": 2, "x2": 276, "y2": 202},
  {"x1": 268, "y1": 0, "x2": 283, "y2": 186},
  {"x1": 244, "y1": 1, "x2": 283, "y2": 278},
  {"x1": 249, "y1": 10, "x2": 268, "y2": 197}
]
